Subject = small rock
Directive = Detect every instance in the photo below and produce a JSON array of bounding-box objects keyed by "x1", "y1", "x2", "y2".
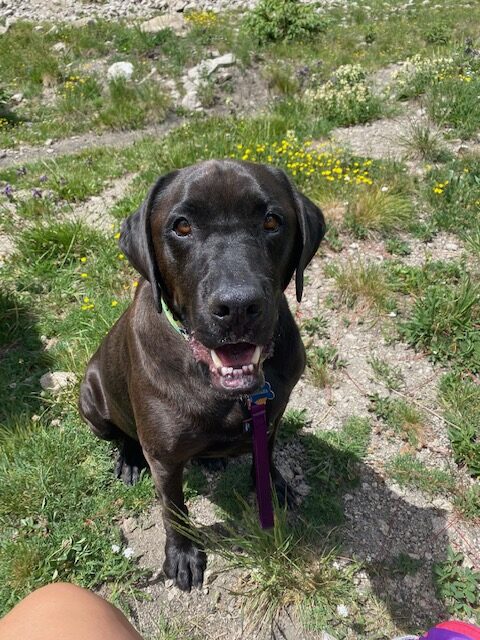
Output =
[
  {"x1": 445, "y1": 242, "x2": 458, "y2": 251},
  {"x1": 52, "y1": 42, "x2": 66, "y2": 53},
  {"x1": 320, "y1": 632, "x2": 338, "y2": 640},
  {"x1": 167, "y1": 589, "x2": 176, "y2": 602},
  {"x1": 11, "y1": 92, "x2": 23, "y2": 103},
  {"x1": 122, "y1": 517, "x2": 137, "y2": 533},
  {"x1": 165, "y1": 579, "x2": 174, "y2": 588},
  {"x1": 107, "y1": 61, "x2": 134, "y2": 82},
  {"x1": 44, "y1": 138, "x2": 53, "y2": 147},
  {"x1": 0, "y1": 24, "x2": 9, "y2": 36},
  {"x1": 140, "y1": 14, "x2": 185, "y2": 34},
  {"x1": 40, "y1": 371, "x2": 76, "y2": 392}
]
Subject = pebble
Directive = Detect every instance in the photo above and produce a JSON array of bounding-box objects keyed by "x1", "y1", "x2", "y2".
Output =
[
  {"x1": 40, "y1": 371, "x2": 76, "y2": 392},
  {"x1": 107, "y1": 61, "x2": 134, "y2": 81}
]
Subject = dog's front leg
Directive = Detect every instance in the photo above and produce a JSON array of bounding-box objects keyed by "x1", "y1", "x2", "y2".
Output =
[{"x1": 143, "y1": 452, "x2": 206, "y2": 591}]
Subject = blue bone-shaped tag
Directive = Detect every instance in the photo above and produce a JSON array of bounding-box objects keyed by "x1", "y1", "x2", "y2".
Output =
[{"x1": 250, "y1": 381, "x2": 275, "y2": 405}]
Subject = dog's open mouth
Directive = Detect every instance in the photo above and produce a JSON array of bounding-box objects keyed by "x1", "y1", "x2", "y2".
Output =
[{"x1": 189, "y1": 339, "x2": 267, "y2": 393}]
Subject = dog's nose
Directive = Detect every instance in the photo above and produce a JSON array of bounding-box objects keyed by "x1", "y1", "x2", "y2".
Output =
[{"x1": 210, "y1": 287, "x2": 263, "y2": 329}]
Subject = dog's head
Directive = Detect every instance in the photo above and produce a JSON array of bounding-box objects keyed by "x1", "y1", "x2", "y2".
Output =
[{"x1": 120, "y1": 160, "x2": 325, "y2": 395}]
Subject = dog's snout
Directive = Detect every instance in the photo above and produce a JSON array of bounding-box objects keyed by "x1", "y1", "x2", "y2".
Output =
[{"x1": 210, "y1": 287, "x2": 264, "y2": 329}]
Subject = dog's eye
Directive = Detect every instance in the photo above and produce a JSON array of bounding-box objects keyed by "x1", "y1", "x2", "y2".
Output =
[
  {"x1": 263, "y1": 214, "x2": 281, "y2": 232},
  {"x1": 173, "y1": 218, "x2": 192, "y2": 237}
]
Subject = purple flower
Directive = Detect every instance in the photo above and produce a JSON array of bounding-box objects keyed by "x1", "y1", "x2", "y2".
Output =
[
  {"x1": 3, "y1": 184, "x2": 13, "y2": 199},
  {"x1": 39, "y1": 174, "x2": 48, "y2": 183},
  {"x1": 32, "y1": 188, "x2": 42, "y2": 199}
]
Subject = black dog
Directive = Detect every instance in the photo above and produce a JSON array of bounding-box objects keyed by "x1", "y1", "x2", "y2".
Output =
[{"x1": 79, "y1": 160, "x2": 325, "y2": 591}]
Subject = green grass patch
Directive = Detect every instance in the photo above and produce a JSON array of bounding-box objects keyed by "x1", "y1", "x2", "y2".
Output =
[
  {"x1": 426, "y1": 157, "x2": 480, "y2": 232},
  {"x1": 0, "y1": 412, "x2": 154, "y2": 617},
  {"x1": 307, "y1": 344, "x2": 346, "y2": 388},
  {"x1": 434, "y1": 547, "x2": 480, "y2": 621},
  {"x1": 368, "y1": 356, "x2": 405, "y2": 391},
  {"x1": 386, "y1": 453, "x2": 454, "y2": 496},
  {"x1": 370, "y1": 394, "x2": 424, "y2": 447},
  {"x1": 401, "y1": 277, "x2": 480, "y2": 374},
  {"x1": 326, "y1": 260, "x2": 395, "y2": 312},
  {"x1": 385, "y1": 259, "x2": 463, "y2": 296},
  {"x1": 439, "y1": 373, "x2": 480, "y2": 478}
]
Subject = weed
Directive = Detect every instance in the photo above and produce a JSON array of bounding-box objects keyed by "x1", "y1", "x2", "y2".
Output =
[
  {"x1": 434, "y1": 547, "x2": 480, "y2": 619},
  {"x1": 368, "y1": 356, "x2": 404, "y2": 391},
  {"x1": 453, "y1": 485, "x2": 480, "y2": 522},
  {"x1": 306, "y1": 64, "x2": 384, "y2": 127},
  {"x1": 426, "y1": 158, "x2": 480, "y2": 232},
  {"x1": 174, "y1": 496, "x2": 356, "y2": 631},
  {"x1": 439, "y1": 373, "x2": 480, "y2": 478},
  {"x1": 385, "y1": 454, "x2": 454, "y2": 496},
  {"x1": 301, "y1": 314, "x2": 329, "y2": 338},
  {"x1": 427, "y1": 73, "x2": 480, "y2": 138},
  {"x1": 265, "y1": 64, "x2": 299, "y2": 96},
  {"x1": 345, "y1": 187, "x2": 413, "y2": 234},
  {"x1": 242, "y1": 0, "x2": 327, "y2": 44},
  {"x1": 386, "y1": 259, "x2": 463, "y2": 296},
  {"x1": 370, "y1": 394, "x2": 424, "y2": 447},
  {"x1": 324, "y1": 223, "x2": 344, "y2": 252},
  {"x1": 307, "y1": 344, "x2": 346, "y2": 388},
  {"x1": 401, "y1": 277, "x2": 480, "y2": 373},
  {"x1": 279, "y1": 408, "x2": 309, "y2": 442},
  {"x1": 398, "y1": 122, "x2": 452, "y2": 163},
  {"x1": 385, "y1": 237, "x2": 411, "y2": 256},
  {"x1": 422, "y1": 22, "x2": 452, "y2": 45},
  {"x1": 326, "y1": 260, "x2": 394, "y2": 312}
]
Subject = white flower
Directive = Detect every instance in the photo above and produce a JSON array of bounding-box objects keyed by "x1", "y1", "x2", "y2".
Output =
[
  {"x1": 122, "y1": 547, "x2": 134, "y2": 559},
  {"x1": 111, "y1": 544, "x2": 120, "y2": 553},
  {"x1": 336, "y1": 603, "x2": 349, "y2": 618}
]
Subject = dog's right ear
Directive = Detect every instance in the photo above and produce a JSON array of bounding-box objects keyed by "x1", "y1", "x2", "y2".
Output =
[{"x1": 119, "y1": 171, "x2": 179, "y2": 313}]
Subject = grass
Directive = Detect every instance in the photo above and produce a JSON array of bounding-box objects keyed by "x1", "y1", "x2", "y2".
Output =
[
  {"x1": 439, "y1": 373, "x2": 480, "y2": 478},
  {"x1": 345, "y1": 187, "x2": 413, "y2": 236},
  {"x1": 385, "y1": 453, "x2": 454, "y2": 496},
  {"x1": 370, "y1": 394, "x2": 424, "y2": 447},
  {"x1": 0, "y1": 411, "x2": 154, "y2": 617},
  {"x1": 307, "y1": 344, "x2": 346, "y2": 388},
  {"x1": 398, "y1": 121, "x2": 452, "y2": 163},
  {"x1": 326, "y1": 260, "x2": 395, "y2": 312},
  {"x1": 434, "y1": 547, "x2": 480, "y2": 621},
  {"x1": 401, "y1": 277, "x2": 480, "y2": 374},
  {"x1": 2, "y1": 0, "x2": 480, "y2": 633},
  {"x1": 368, "y1": 356, "x2": 405, "y2": 391}
]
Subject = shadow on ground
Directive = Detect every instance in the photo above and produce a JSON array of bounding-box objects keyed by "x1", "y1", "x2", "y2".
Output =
[
  {"x1": 0, "y1": 291, "x2": 51, "y2": 426},
  {"x1": 123, "y1": 428, "x2": 449, "y2": 639}
]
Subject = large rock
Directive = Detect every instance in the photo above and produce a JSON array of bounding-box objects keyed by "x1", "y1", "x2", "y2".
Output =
[
  {"x1": 140, "y1": 14, "x2": 186, "y2": 34},
  {"x1": 40, "y1": 371, "x2": 76, "y2": 393},
  {"x1": 107, "y1": 61, "x2": 134, "y2": 81}
]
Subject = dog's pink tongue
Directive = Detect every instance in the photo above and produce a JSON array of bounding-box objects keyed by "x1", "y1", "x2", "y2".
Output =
[{"x1": 216, "y1": 343, "x2": 256, "y2": 367}]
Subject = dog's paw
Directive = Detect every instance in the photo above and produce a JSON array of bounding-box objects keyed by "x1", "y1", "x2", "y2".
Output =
[
  {"x1": 193, "y1": 456, "x2": 228, "y2": 472},
  {"x1": 163, "y1": 541, "x2": 206, "y2": 592},
  {"x1": 115, "y1": 438, "x2": 148, "y2": 486}
]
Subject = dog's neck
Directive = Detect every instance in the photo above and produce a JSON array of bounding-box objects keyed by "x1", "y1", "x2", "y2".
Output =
[{"x1": 161, "y1": 297, "x2": 189, "y2": 339}]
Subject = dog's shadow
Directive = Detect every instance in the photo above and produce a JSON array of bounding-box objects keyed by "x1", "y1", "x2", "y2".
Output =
[
  {"x1": 185, "y1": 429, "x2": 451, "y2": 635},
  {"x1": 0, "y1": 291, "x2": 52, "y2": 426}
]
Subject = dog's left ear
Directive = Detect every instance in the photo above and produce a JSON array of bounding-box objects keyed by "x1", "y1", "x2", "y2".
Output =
[
  {"x1": 119, "y1": 171, "x2": 179, "y2": 313},
  {"x1": 292, "y1": 190, "x2": 326, "y2": 302}
]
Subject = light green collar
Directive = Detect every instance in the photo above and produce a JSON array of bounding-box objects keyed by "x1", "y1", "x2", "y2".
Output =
[{"x1": 161, "y1": 298, "x2": 188, "y2": 339}]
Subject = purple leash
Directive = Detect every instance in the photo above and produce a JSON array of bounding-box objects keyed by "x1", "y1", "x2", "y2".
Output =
[{"x1": 248, "y1": 383, "x2": 275, "y2": 529}]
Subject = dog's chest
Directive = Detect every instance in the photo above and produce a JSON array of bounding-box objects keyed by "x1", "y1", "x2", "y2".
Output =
[{"x1": 195, "y1": 400, "x2": 264, "y2": 457}]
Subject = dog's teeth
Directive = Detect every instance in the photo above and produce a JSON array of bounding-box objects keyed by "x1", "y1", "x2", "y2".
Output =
[
  {"x1": 247, "y1": 364, "x2": 254, "y2": 373},
  {"x1": 242, "y1": 365, "x2": 249, "y2": 374},
  {"x1": 211, "y1": 350, "x2": 222, "y2": 368},
  {"x1": 251, "y1": 345, "x2": 261, "y2": 365},
  {"x1": 220, "y1": 366, "x2": 229, "y2": 376}
]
